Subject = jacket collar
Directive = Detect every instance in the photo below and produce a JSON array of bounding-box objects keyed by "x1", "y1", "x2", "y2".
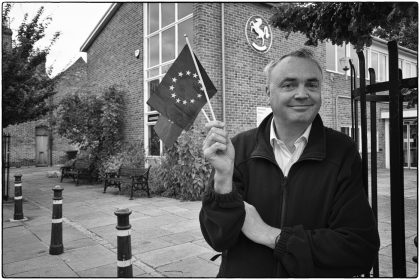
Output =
[{"x1": 250, "y1": 113, "x2": 326, "y2": 162}]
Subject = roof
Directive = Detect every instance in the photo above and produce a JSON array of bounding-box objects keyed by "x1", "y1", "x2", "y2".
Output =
[{"x1": 80, "y1": 3, "x2": 122, "y2": 52}]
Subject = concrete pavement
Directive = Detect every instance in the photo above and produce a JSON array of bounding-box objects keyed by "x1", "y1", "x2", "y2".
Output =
[{"x1": 1, "y1": 165, "x2": 418, "y2": 277}]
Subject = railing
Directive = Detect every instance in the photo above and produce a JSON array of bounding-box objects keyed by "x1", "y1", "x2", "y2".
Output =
[{"x1": 350, "y1": 40, "x2": 418, "y2": 277}]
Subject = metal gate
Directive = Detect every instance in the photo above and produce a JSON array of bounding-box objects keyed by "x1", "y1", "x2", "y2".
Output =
[
  {"x1": 2, "y1": 133, "x2": 11, "y2": 201},
  {"x1": 350, "y1": 40, "x2": 418, "y2": 277}
]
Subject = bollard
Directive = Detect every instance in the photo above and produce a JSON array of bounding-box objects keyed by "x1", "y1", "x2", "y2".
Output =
[
  {"x1": 49, "y1": 185, "x2": 64, "y2": 255},
  {"x1": 10, "y1": 174, "x2": 27, "y2": 221},
  {"x1": 115, "y1": 208, "x2": 133, "y2": 277}
]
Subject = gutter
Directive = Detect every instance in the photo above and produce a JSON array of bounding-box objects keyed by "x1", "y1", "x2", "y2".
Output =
[{"x1": 80, "y1": 3, "x2": 122, "y2": 52}]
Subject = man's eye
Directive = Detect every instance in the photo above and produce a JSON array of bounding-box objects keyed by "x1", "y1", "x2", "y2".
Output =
[
  {"x1": 307, "y1": 82, "x2": 319, "y2": 88},
  {"x1": 281, "y1": 83, "x2": 294, "y2": 89}
]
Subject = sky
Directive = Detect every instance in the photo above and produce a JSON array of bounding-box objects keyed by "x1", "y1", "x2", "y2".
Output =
[{"x1": 6, "y1": 2, "x2": 112, "y2": 77}]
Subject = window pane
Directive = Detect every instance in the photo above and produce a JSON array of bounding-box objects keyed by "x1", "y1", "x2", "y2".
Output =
[
  {"x1": 178, "y1": 3, "x2": 193, "y2": 19},
  {"x1": 148, "y1": 79, "x2": 160, "y2": 111},
  {"x1": 379, "y1": 54, "x2": 386, "y2": 81},
  {"x1": 178, "y1": 18, "x2": 193, "y2": 53},
  {"x1": 148, "y1": 35, "x2": 159, "y2": 67},
  {"x1": 162, "y1": 27, "x2": 175, "y2": 63},
  {"x1": 371, "y1": 52, "x2": 378, "y2": 81},
  {"x1": 161, "y1": 63, "x2": 172, "y2": 75},
  {"x1": 147, "y1": 67, "x2": 159, "y2": 78},
  {"x1": 148, "y1": 3, "x2": 159, "y2": 34},
  {"x1": 350, "y1": 47, "x2": 359, "y2": 75},
  {"x1": 148, "y1": 125, "x2": 161, "y2": 156},
  {"x1": 404, "y1": 62, "x2": 411, "y2": 78},
  {"x1": 336, "y1": 45, "x2": 345, "y2": 74},
  {"x1": 161, "y1": 3, "x2": 175, "y2": 27},
  {"x1": 411, "y1": 63, "x2": 417, "y2": 78},
  {"x1": 326, "y1": 41, "x2": 335, "y2": 71}
]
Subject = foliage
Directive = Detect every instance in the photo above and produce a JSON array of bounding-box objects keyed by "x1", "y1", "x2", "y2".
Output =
[
  {"x1": 270, "y1": 3, "x2": 418, "y2": 51},
  {"x1": 56, "y1": 85, "x2": 125, "y2": 174},
  {"x1": 151, "y1": 126, "x2": 212, "y2": 201},
  {"x1": 2, "y1": 4, "x2": 61, "y2": 128},
  {"x1": 373, "y1": 19, "x2": 417, "y2": 51},
  {"x1": 97, "y1": 141, "x2": 145, "y2": 181}
]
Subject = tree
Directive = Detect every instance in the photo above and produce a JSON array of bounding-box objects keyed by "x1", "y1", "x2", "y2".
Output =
[
  {"x1": 2, "y1": 4, "x2": 61, "y2": 128},
  {"x1": 270, "y1": 3, "x2": 418, "y2": 51}
]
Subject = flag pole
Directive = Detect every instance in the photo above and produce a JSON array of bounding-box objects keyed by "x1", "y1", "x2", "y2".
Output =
[
  {"x1": 201, "y1": 108, "x2": 211, "y2": 123},
  {"x1": 184, "y1": 35, "x2": 216, "y2": 122}
]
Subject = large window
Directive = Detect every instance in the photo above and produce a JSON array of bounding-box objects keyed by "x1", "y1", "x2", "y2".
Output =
[
  {"x1": 326, "y1": 40, "x2": 417, "y2": 82},
  {"x1": 144, "y1": 3, "x2": 193, "y2": 156}
]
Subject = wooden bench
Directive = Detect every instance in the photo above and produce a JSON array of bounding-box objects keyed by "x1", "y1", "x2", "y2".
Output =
[
  {"x1": 61, "y1": 158, "x2": 92, "y2": 186},
  {"x1": 60, "y1": 160, "x2": 75, "y2": 182},
  {"x1": 104, "y1": 165, "x2": 151, "y2": 199}
]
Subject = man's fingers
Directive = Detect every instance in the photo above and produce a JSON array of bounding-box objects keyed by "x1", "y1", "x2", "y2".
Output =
[
  {"x1": 203, "y1": 142, "x2": 227, "y2": 159},
  {"x1": 205, "y1": 121, "x2": 225, "y2": 133}
]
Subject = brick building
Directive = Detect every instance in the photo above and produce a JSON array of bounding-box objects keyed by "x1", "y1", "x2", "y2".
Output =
[
  {"x1": 2, "y1": 56, "x2": 87, "y2": 167},
  {"x1": 80, "y1": 3, "x2": 418, "y2": 169}
]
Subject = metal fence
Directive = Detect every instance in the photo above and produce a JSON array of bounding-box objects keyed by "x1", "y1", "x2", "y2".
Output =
[
  {"x1": 350, "y1": 40, "x2": 418, "y2": 277},
  {"x1": 2, "y1": 133, "x2": 11, "y2": 201}
]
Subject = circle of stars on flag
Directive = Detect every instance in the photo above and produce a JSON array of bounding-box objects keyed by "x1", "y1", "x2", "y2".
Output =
[{"x1": 169, "y1": 70, "x2": 205, "y2": 105}]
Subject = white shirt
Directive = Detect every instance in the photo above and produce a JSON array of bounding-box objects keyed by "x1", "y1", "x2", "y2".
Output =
[{"x1": 270, "y1": 119, "x2": 312, "y2": 177}]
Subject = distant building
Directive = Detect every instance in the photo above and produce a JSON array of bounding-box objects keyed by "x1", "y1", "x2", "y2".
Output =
[
  {"x1": 79, "y1": 3, "x2": 417, "y2": 169},
  {"x1": 2, "y1": 34, "x2": 87, "y2": 167}
]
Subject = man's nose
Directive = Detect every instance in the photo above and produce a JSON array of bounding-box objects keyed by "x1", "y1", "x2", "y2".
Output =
[{"x1": 294, "y1": 85, "x2": 309, "y2": 99}]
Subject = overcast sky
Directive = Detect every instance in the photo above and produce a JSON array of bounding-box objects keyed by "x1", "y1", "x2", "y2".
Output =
[{"x1": 6, "y1": 2, "x2": 112, "y2": 77}]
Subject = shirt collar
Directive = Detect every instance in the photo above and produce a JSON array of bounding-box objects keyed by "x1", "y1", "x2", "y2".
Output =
[{"x1": 270, "y1": 118, "x2": 312, "y2": 148}]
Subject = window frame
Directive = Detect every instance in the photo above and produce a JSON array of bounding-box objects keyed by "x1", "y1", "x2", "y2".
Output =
[{"x1": 143, "y1": 3, "x2": 193, "y2": 157}]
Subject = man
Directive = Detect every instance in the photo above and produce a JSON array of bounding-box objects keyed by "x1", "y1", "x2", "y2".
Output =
[{"x1": 200, "y1": 48, "x2": 380, "y2": 277}]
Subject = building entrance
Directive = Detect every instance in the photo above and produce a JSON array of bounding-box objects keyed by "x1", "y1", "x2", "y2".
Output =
[{"x1": 403, "y1": 119, "x2": 417, "y2": 169}]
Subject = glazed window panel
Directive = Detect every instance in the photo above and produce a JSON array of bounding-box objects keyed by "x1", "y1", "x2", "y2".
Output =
[
  {"x1": 148, "y1": 3, "x2": 159, "y2": 34},
  {"x1": 336, "y1": 45, "x2": 345, "y2": 73},
  {"x1": 148, "y1": 35, "x2": 159, "y2": 67},
  {"x1": 178, "y1": 18, "x2": 193, "y2": 53},
  {"x1": 326, "y1": 41, "x2": 335, "y2": 71},
  {"x1": 162, "y1": 27, "x2": 175, "y2": 63},
  {"x1": 379, "y1": 53, "x2": 386, "y2": 81},
  {"x1": 147, "y1": 79, "x2": 159, "y2": 111},
  {"x1": 161, "y1": 3, "x2": 175, "y2": 28},
  {"x1": 178, "y1": 3, "x2": 193, "y2": 20}
]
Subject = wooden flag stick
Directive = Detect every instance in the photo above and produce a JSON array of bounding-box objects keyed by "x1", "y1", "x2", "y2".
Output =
[
  {"x1": 201, "y1": 108, "x2": 211, "y2": 122},
  {"x1": 184, "y1": 35, "x2": 216, "y2": 122}
]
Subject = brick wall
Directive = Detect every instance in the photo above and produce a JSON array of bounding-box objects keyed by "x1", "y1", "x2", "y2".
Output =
[
  {"x1": 83, "y1": 2, "x2": 397, "y2": 169},
  {"x1": 85, "y1": 3, "x2": 144, "y2": 145}
]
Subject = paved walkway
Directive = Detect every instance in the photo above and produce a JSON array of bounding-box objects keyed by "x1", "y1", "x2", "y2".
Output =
[{"x1": 1, "y1": 165, "x2": 418, "y2": 277}]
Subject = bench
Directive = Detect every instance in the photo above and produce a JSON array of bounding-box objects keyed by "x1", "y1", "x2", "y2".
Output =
[
  {"x1": 104, "y1": 165, "x2": 151, "y2": 199},
  {"x1": 60, "y1": 160, "x2": 75, "y2": 182},
  {"x1": 61, "y1": 158, "x2": 92, "y2": 186}
]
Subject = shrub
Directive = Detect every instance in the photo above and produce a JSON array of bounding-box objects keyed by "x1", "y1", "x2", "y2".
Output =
[
  {"x1": 152, "y1": 126, "x2": 212, "y2": 201},
  {"x1": 56, "y1": 85, "x2": 125, "y2": 177}
]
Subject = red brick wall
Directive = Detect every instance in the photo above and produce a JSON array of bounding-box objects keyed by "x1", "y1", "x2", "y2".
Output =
[{"x1": 85, "y1": 3, "x2": 144, "y2": 144}]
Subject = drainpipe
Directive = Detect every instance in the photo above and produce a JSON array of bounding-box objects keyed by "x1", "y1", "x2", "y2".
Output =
[
  {"x1": 335, "y1": 95, "x2": 351, "y2": 130},
  {"x1": 221, "y1": 3, "x2": 226, "y2": 124}
]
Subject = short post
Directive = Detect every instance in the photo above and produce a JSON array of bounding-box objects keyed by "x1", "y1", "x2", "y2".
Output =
[
  {"x1": 49, "y1": 185, "x2": 64, "y2": 255},
  {"x1": 115, "y1": 208, "x2": 133, "y2": 277},
  {"x1": 10, "y1": 174, "x2": 27, "y2": 221}
]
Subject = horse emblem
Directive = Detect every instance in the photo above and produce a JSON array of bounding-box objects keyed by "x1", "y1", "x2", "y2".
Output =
[{"x1": 246, "y1": 16, "x2": 272, "y2": 53}]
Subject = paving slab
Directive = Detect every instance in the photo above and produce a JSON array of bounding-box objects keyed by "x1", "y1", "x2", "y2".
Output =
[
  {"x1": 59, "y1": 244, "x2": 116, "y2": 272},
  {"x1": 3, "y1": 254, "x2": 76, "y2": 277},
  {"x1": 77, "y1": 262, "x2": 146, "y2": 277},
  {"x1": 157, "y1": 256, "x2": 219, "y2": 277},
  {"x1": 137, "y1": 243, "x2": 211, "y2": 268}
]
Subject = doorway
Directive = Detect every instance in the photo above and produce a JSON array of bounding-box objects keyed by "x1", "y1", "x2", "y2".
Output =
[{"x1": 35, "y1": 126, "x2": 49, "y2": 167}]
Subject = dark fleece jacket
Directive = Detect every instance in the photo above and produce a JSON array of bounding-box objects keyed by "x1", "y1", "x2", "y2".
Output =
[{"x1": 199, "y1": 113, "x2": 380, "y2": 277}]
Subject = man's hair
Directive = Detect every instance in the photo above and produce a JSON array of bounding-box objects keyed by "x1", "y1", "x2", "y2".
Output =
[{"x1": 263, "y1": 48, "x2": 323, "y2": 86}]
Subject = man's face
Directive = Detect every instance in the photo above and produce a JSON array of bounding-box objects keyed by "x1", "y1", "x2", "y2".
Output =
[{"x1": 267, "y1": 56, "x2": 322, "y2": 127}]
